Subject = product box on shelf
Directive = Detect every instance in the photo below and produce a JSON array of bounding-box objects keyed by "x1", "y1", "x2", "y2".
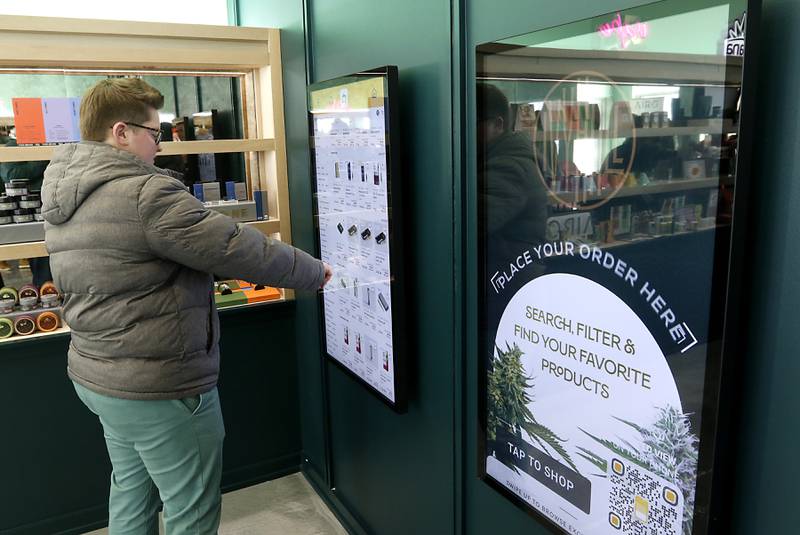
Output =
[
  {"x1": 236, "y1": 280, "x2": 281, "y2": 303},
  {"x1": 225, "y1": 181, "x2": 248, "y2": 201},
  {"x1": 253, "y1": 190, "x2": 269, "y2": 220},
  {"x1": 192, "y1": 182, "x2": 221, "y2": 202},
  {"x1": 12, "y1": 97, "x2": 81, "y2": 145},
  {"x1": 213, "y1": 279, "x2": 281, "y2": 308},
  {"x1": 42, "y1": 97, "x2": 81, "y2": 143},
  {"x1": 0, "y1": 221, "x2": 45, "y2": 245},
  {"x1": 11, "y1": 98, "x2": 46, "y2": 145},
  {"x1": 682, "y1": 159, "x2": 707, "y2": 179},
  {"x1": 205, "y1": 200, "x2": 257, "y2": 222}
]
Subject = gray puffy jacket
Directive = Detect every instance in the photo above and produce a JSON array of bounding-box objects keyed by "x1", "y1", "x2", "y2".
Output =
[{"x1": 42, "y1": 141, "x2": 324, "y2": 400}]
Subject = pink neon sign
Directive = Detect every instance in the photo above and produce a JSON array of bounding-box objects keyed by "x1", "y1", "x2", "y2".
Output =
[{"x1": 597, "y1": 13, "x2": 649, "y2": 49}]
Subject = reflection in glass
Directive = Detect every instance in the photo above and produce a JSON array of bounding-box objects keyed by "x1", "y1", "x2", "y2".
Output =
[{"x1": 478, "y1": 1, "x2": 750, "y2": 534}]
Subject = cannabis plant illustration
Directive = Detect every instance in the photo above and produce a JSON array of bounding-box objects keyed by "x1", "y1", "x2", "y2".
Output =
[
  {"x1": 579, "y1": 405, "x2": 699, "y2": 535},
  {"x1": 487, "y1": 342, "x2": 578, "y2": 472}
]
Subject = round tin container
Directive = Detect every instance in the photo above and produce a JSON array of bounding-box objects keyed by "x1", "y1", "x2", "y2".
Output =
[
  {"x1": 6, "y1": 179, "x2": 29, "y2": 197},
  {"x1": 0, "y1": 286, "x2": 18, "y2": 311},
  {"x1": 36, "y1": 311, "x2": 60, "y2": 332},
  {"x1": 12, "y1": 208, "x2": 34, "y2": 224},
  {"x1": 39, "y1": 282, "x2": 60, "y2": 307},
  {"x1": 19, "y1": 194, "x2": 41, "y2": 209},
  {"x1": 0, "y1": 196, "x2": 17, "y2": 211},
  {"x1": 0, "y1": 317, "x2": 13, "y2": 339},
  {"x1": 18, "y1": 284, "x2": 39, "y2": 310},
  {"x1": 14, "y1": 316, "x2": 36, "y2": 336}
]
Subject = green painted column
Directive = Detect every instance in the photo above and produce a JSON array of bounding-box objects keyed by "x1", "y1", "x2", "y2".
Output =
[
  {"x1": 308, "y1": 1, "x2": 456, "y2": 534},
  {"x1": 236, "y1": 0, "x2": 332, "y2": 488},
  {"x1": 729, "y1": 1, "x2": 800, "y2": 533},
  {"x1": 239, "y1": 0, "x2": 458, "y2": 533}
]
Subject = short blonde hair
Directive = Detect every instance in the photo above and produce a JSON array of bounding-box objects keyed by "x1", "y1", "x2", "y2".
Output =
[{"x1": 80, "y1": 78, "x2": 164, "y2": 141}]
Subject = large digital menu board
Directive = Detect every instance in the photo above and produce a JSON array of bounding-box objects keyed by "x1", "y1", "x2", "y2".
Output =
[
  {"x1": 477, "y1": 0, "x2": 757, "y2": 533},
  {"x1": 309, "y1": 66, "x2": 407, "y2": 412}
]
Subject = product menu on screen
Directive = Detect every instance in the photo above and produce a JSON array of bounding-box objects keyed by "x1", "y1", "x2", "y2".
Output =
[{"x1": 310, "y1": 75, "x2": 396, "y2": 403}]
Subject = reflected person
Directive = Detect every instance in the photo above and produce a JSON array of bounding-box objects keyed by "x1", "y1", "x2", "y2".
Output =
[
  {"x1": 478, "y1": 83, "x2": 548, "y2": 343},
  {"x1": 478, "y1": 83, "x2": 548, "y2": 292}
]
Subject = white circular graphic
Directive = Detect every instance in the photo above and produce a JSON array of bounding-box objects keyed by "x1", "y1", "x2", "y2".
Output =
[{"x1": 487, "y1": 273, "x2": 688, "y2": 535}]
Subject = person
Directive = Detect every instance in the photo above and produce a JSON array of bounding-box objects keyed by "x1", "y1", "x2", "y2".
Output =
[
  {"x1": 152, "y1": 121, "x2": 186, "y2": 184},
  {"x1": 1, "y1": 126, "x2": 49, "y2": 191},
  {"x1": 0, "y1": 125, "x2": 10, "y2": 145},
  {"x1": 41, "y1": 78, "x2": 332, "y2": 535}
]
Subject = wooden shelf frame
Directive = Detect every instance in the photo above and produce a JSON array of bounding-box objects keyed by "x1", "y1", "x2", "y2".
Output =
[
  {"x1": 478, "y1": 46, "x2": 743, "y2": 86},
  {"x1": 0, "y1": 139, "x2": 277, "y2": 162},
  {"x1": 0, "y1": 219, "x2": 282, "y2": 262},
  {"x1": 528, "y1": 119, "x2": 737, "y2": 142},
  {"x1": 0, "y1": 15, "x2": 296, "y2": 302},
  {"x1": 0, "y1": 324, "x2": 71, "y2": 346},
  {"x1": 548, "y1": 176, "x2": 727, "y2": 207}
]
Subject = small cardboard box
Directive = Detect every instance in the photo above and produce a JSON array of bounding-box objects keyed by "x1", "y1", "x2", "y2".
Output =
[
  {"x1": 214, "y1": 290, "x2": 247, "y2": 308},
  {"x1": 243, "y1": 286, "x2": 281, "y2": 303},
  {"x1": 207, "y1": 200, "x2": 257, "y2": 222}
]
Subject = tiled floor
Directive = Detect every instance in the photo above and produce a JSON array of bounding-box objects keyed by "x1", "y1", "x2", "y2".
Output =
[{"x1": 84, "y1": 473, "x2": 348, "y2": 535}]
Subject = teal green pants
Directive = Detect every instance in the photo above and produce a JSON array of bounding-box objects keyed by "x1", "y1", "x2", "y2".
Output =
[{"x1": 73, "y1": 382, "x2": 225, "y2": 535}]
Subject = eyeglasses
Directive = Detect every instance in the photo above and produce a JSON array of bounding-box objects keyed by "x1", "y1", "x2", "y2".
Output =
[{"x1": 124, "y1": 122, "x2": 162, "y2": 144}]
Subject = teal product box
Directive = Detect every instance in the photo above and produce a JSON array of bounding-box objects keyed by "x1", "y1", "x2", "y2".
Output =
[
  {"x1": 192, "y1": 183, "x2": 204, "y2": 202},
  {"x1": 254, "y1": 190, "x2": 269, "y2": 220}
]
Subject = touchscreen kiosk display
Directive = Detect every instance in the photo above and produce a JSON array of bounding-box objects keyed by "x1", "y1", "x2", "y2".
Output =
[{"x1": 309, "y1": 66, "x2": 406, "y2": 410}]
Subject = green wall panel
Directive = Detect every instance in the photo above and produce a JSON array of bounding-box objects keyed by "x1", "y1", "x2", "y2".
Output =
[
  {"x1": 141, "y1": 76, "x2": 177, "y2": 118},
  {"x1": 239, "y1": 0, "x2": 458, "y2": 532},
  {"x1": 730, "y1": 0, "x2": 800, "y2": 533},
  {"x1": 309, "y1": 0, "x2": 456, "y2": 533},
  {"x1": 175, "y1": 76, "x2": 199, "y2": 118},
  {"x1": 237, "y1": 0, "x2": 332, "y2": 484},
  {"x1": 0, "y1": 74, "x2": 105, "y2": 118}
]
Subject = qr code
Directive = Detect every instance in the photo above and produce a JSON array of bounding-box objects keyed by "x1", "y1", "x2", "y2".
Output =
[{"x1": 606, "y1": 458, "x2": 684, "y2": 534}]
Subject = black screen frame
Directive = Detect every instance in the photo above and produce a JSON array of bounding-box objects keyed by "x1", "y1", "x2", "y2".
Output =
[
  {"x1": 474, "y1": 1, "x2": 761, "y2": 533},
  {"x1": 308, "y1": 65, "x2": 408, "y2": 414}
]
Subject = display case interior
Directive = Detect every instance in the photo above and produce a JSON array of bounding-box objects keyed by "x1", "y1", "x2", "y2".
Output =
[
  {"x1": 0, "y1": 15, "x2": 295, "y2": 343},
  {"x1": 0, "y1": 255, "x2": 65, "y2": 342}
]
